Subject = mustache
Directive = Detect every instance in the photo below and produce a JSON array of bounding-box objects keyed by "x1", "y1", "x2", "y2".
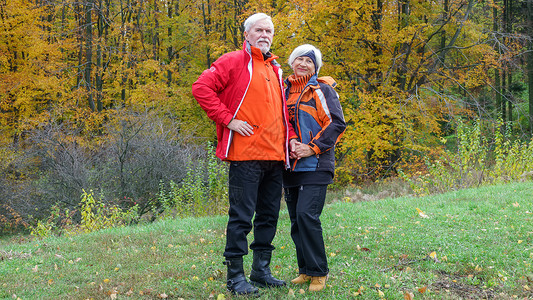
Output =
[{"x1": 257, "y1": 38, "x2": 271, "y2": 45}]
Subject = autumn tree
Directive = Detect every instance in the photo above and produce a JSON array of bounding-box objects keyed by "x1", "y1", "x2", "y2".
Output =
[{"x1": 265, "y1": 0, "x2": 501, "y2": 179}]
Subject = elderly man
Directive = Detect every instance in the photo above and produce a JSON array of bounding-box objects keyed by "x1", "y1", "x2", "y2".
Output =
[{"x1": 192, "y1": 13, "x2": 296, "y2": 296}]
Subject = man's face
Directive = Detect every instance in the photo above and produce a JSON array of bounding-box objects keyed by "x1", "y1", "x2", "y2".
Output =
[{"x1": 244, "y1": 19, "x2": 274, "y2": 54}]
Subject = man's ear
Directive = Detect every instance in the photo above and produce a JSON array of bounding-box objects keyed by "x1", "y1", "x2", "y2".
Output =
[{"x1": 243, "y1": 31, "x2": 248, "y2": 40}]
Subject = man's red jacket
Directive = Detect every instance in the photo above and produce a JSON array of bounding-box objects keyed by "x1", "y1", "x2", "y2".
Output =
[{"x1": 192, "y1": 42, "x2": 296, "y2": 168}]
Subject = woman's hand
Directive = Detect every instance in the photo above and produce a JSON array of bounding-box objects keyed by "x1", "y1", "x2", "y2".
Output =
[{"x1": 291, "y1": 141, "x2": 315, "y2": 159}]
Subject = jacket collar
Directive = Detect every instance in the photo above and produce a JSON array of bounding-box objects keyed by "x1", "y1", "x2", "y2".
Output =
[{"x1": 242, "y1": 41, "x2": 280, "y2": 66}]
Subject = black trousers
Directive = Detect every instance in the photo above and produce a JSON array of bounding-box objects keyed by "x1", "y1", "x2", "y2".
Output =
[
  {"x1": 284, "y1": 184, "x2": 329, "y2": 277},
  {"x1": 223, "y1": 161, "x2": 283, "y2": 258}
]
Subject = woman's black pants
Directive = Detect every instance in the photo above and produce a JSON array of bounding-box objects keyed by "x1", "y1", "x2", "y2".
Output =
[{"x1": 284, "y1": 184, "x2": 329, "y2": 277}]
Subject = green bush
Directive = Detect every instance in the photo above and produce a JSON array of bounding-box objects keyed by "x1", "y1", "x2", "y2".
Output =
[
  {"x1": 155, "y1": 142, "x2": 228, "y2": 218},
  {"x1": 400, "y1": 119, "x2": 533, "y2": 196},
  {"x1": 30, "y1": 190, "x2": 139, "y2": 238}
]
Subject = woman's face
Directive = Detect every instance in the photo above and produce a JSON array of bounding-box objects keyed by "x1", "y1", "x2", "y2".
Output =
[{"x1": 291, "y1": 56, "x2": 315, "y2": 78}]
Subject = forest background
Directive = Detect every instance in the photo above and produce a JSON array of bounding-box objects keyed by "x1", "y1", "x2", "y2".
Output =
[{"x1": 1, "y1": 0, "x2": 533, "y2": 234}]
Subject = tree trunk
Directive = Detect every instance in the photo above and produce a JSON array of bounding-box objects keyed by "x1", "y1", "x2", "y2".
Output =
[
  {"x1": 202, "y1": 0, "x2": 212, "y2": 68},
  {"x1": 507, "y1": 71, "x2": 512, "y2": 123},
  {"x1": 85, "y1": 0, "x2": 95, "y2": 111},
  {"x1": 493, "y1": 5, "x2": 502, "y2": 118},
  {"x1": 527, "y1": 0, "x2": 533, "y2": 136},
  {"x1": 166, "y1": 0, "x2": 174, "y2": 86},
  {"x1": 502, "y1": 70, "x2": 507, "y2": 122}
]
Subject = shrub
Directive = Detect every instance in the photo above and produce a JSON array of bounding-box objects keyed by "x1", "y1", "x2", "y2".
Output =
[
  {"x1": 30, "y1": 190, "x2": 139, "y2": 238},
  {"x1": 155, "y1": 142, "x2": 228, "y2": 218},
  {"x1": 400, "y1": 119, "x2": 533, "y2": 196}
]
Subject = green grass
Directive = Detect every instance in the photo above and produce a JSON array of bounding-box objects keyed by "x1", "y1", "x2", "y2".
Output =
[{"x1": 1, "y1": 182, "x2": 533, "y2": 299}]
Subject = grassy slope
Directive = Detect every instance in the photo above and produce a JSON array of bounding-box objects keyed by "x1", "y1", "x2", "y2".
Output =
[{"x1": 1, "y1": 181, "x2": 532, "y2": 299}]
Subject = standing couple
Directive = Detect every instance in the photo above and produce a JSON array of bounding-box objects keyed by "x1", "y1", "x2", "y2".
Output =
[{"x1": 192, "y1": 13, "x2": 346, "y2": 296}]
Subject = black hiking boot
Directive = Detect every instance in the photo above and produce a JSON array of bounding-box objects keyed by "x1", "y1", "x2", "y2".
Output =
[
  {"x1": 249, "y1": 250, "x2": 286, "y2": 288},
  {"x1": 224, "y1": 257, "x2": 260, "y2": 297}
]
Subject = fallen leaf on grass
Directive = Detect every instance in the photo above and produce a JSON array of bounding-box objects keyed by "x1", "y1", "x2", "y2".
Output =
[
  {"x1": 378, "y1": 290, "x2": 385, "y2": 298},
  {"x1": 512, "y1": 202, "x2": 520, "y2": 207},
  {"x1": 32, "y1": 265, "x2": 38, "y2": 272},
  {"x1": 418, "y1": 286, "x2": 427, "y2": 294},
  {"x1": 357, "y1": 245, "x2": 371, "y2": 252},
  {"x1": 415, "y1": 208, "x2": 429, "y2": 218},
  {"x1": 157, "y1": 293, "x2": 168, "y2": 298},
  {"x1": 299, "y1": 288, "x2": 305, "y2": 294},
  {"x1": 404, "y1": 291, "x2": 414, "y2": 299},
  {"x1": 217, "y1": 294, "x2": 226, "y2": 300},
  {"x1": 139, "y1": 288, "x2": 153, "y2": 295},
  {"x1": 288, "y1": 288, "x2": 295, "y2": 296},
  {"x1": 428, "y1": 251, "x2": 439, "y2": 262}
]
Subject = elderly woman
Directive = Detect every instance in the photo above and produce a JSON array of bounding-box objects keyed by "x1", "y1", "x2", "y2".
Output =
[{"x1": 284, "y1": 44, "x2": 346, "y2": 292}]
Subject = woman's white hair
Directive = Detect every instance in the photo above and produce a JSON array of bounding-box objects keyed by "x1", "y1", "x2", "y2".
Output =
[
  {"x1": 288, "y1": 44, "x2": 323, "y2": 74},
  {"x1": 244, "y1": 13, "x2": 274, "y2": 33}
]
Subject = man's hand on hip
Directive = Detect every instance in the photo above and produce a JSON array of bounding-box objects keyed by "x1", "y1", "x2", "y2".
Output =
[{"x1": 227, "y1": 119, "x2": 254, "y2": 136}]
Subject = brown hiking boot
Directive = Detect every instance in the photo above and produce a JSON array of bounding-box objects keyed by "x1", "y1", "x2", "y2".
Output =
[
  {"x1": 290, "y1": 274, "x2": 311, "y2": 284},
  {"x1": 308, "y1": 276, "x2": 327, "y2": 291}
]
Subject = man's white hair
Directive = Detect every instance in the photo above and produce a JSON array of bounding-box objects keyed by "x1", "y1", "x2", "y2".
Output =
[
  {"x1": 288, "y1": 44, "x2": 323, "y2": 74},
  {"x1": 244, "y1": 13, "x2": 274, "y2": 33}
]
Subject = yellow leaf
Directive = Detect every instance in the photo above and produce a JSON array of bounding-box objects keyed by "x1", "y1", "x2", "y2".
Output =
[
  {"x1": 416, "y1": 208, "x2": 429, "y2": 218},
  {"x1": 378, "y1": 290, "x2": 385, "y2": 298},
  {"x1": 288, "y1": 288, "x2": 295, "y2": 296},
  {"x1": 217, "y1": 294, "x2": 226, "y2": 300},
  {"x1": 103, "y1": 279, "x2": 110, "y2": 283},
  {"x1": 518, "y1": 240, "x2": 523, "y2": 244},
  {"x1": 429, "y1": 251, "x2": 437, "y2": 260}
]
